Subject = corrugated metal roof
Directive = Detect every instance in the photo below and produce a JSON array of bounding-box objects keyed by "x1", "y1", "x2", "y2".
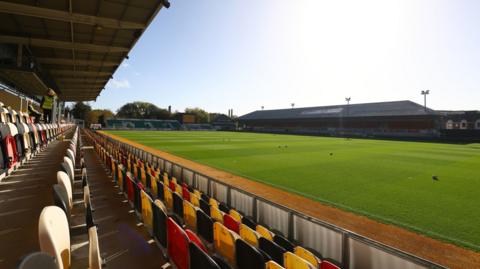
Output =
[
  {"x1": 239, "y1": 101, "x2": 436, "y2": 120},
  {"x1": 0, "y1": 0, "x2": 169, "y2": 101}
]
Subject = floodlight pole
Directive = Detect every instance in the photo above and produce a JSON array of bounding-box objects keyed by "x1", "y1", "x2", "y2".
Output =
[
  {"x1": 345, "y1": 97, "x2": 351, "y2": 116},
  {"x1": 421, "y1": 90, "x2": 430, "y2": 111}
]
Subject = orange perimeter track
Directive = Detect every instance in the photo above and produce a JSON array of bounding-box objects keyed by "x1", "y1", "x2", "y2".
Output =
[{"x1": 99, "y1": 131, "x2": 479, "y2": 269}]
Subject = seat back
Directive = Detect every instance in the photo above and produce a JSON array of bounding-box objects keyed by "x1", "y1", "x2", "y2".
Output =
[
  {"x1": 229, "y1": 209, "x2": 242, "y2": 222},
  {"x1": 213, "y1": 222, "x2": 238, "y2": 265},
  {"x1": 200, "y1": 198, "x2": 210, "y2": 215},
  {"x1": 259, "y1": 237, "x2": 286, "y2": 266},
  {"x1": 52, "y1": 184, "x2": 70, "y2": 221},
  {"x1": 294, "y1": 246, "x2": 321, "y2": 268},
  {"x1": 153, "y1": 199, "x2": 168, "y2": 248},
  {"x1": 88, "y1": 226, "x2": 102, "y2": 269},
  {"x1": 38, "y1": 206, "x2": 70, "y2": 269},
  {"x1": 196, "y1": 210, "x2": 214, "y2": 243},
  {"x1": 188, "y1": 242, "x2": 221, "y2": 269},
  {"x1": 223, "y1": 214, "x2": 240, "y2": 234},
  {"x1": 164, "y1": 186, "x2": 173, "y2": 210},
  {"x1": 235, "y1": 239, "x2": 266, "y2": 269},
  {"x1": 66, "y1": 149, "x2": 75, "y2": 166},
  {"x1": 320, "y1": 260, "x2": 341, "y2": 269},
  {"x1": 126, "y1": 175, "x2": 135, "y2": 205},
  {"x1": 283, "y1": 252, "x2": 316, "y2": 269},
  {"x1": 265, "y1": 261, "x2": 285, "y2": 269},
  {"x1": 167, "y1": 217, "x2": 189, "y2": 269},
  {"x1": 256, "y1": 225, "x2": 274, "y2": 241},
  {"x1": 173, "y1": 192, "x2": 184, "y2": 218},
  {"x1": 190, "y1": 193, "x2": 200, "y2": 207},
  {"x1": 63, "y1": 157, "x2": 74, "y2": 181},
  {"x1": 183, "y1": 200, "x2": 197, "y2": 230},
  {"x1": 274, "y1": 235, "x2": 295, "y2": 252},
  {"x1": 185, "y1": 229, "x2": 208, "y2": 253},
  {"x1": 239, "y1": 223, "x2": 260, "y2": 247},
  {"x1": 141, "y1": 190, "x2": 154, "y2": 235},
  {"x1": 210, "y1": 206, "x2": 224, "y2": 223},
  {"x1": 150, "y1": 176, "x2": 158, "y2": 198},
  {"x1": 57, "y1": 171, "x2": 73, "y2": 210},
  {"x1": 16, "y1": 252, "x2": 58, "y2": 269}
]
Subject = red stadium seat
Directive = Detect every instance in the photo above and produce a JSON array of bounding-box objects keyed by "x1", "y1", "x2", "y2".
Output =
[
  {"x1": 167, "y1": 217, "x2": 189, "y2": 269},
  {"x1": 182, "y1": 186, "x2": 191, "y2": 201},
  {"x1": 321, "y1": 260, "x2": 341, "y2": 269},
  {"x1": 223, "y1": 214, "x2": 240, "y2": 234},
  {"x1": 186, "y1": 229, "x2": 208, "y2": 253},
  {"x1": 126, "y1": 174, "x2": 135, "y2": 206}
]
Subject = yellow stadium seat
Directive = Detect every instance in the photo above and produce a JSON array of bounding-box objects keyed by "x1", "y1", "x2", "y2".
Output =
[
  {"x1": 163, "y1": 173, "x2": 169, "y2": 186},
  {"x1": 172, "y1": 177, "x2": 177, "y2": 184},
  {"x1": 210, "y1": 206, "x2": 224, "y2": 223},
  {"x1": 209, "y1": 198, "x2": 219, "y2": 208},
  {"x1": 213, "y1": 222, "x2": 239, "y2": 265},
  {"x1": 239, "y1": 224, "x2": 260, "y2": 247},
  {"x1": 141, "y1": 190, "x2": 154, "y2": 235},
  {"x1": 164, "y1": 186, "x2": 173, "y2": 210},
  {"x1": 294, "y1": 246, "x2": 321, "y2": 268},
  {"x1": 133, "y1": 164, "x2": 138, "y2": 179},
  {"x1": 140, "y1": 168, "x2": 147, "y2": 186},
  {"x1": 117, "y1": 165, "x2": 124, "y2": 191},
  {"x1": 175, "y1": 183, "x2": 183, "y2": 195},
  {"x1": 256, "y1": 225, "x2": 274, "y2": 241},
  {"x1": 284, "y1": 252, "x2": 316, "y2": 269},
  {"x1": 266, "y1": 261, "x2": 285, "y2": 269},
  {"x1": 190, "y1": 193, "x2": 200, "y2": 207},
  {"x1": 193, "y1": 189, "x2": 202, "y2": 197},
  {"x1": 183, "y1": 200, "x2": 197, "y2": 230},
  {"x1": 229, "y1": 209, "x2": 242, "y2": 222},
  {"x1": 150, "y1": 176, "x2": 158, "y2": 198}
]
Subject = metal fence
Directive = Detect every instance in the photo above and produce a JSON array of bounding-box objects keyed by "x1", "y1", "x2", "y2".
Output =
[{"x1": 105, "y1": 135, "x2": 448, "y2": 269}]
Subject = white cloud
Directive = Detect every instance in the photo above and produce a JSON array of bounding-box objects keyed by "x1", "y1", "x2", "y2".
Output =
[
  {"x1": 134, "y1": 72, "x2": 141, "y2": 76},
  {"x1": 108, "y1": 78, "x2": 131, "y2": 89},
  {"x1": 121, "y1": 62, "x2": 130, "y2": 68}
]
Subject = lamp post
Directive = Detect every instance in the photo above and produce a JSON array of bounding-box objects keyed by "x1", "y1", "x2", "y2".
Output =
[
  {"x1": 345, "y1": 97, "x2": 351, "y2": 116},
  {"x1": 421, "y1": 90, "x2": 430, "y2": 110},
  {"x1": 291, "y1": 103, "x2": 295, "y2": 109},
  {"x1": 261, "y1": 106, "x2": 264, "y2": 110}
]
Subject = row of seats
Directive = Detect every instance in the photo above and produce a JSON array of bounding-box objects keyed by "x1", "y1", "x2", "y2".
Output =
[
  {"x1": 16, "y1": 128, "x2": 102, "y2": 269},
  {"x1": 86, "y1": 130, "x2": 341, "y2": 269},
  {"x1": 0, "y1": 102, "x2": 73, "y2": 178}
]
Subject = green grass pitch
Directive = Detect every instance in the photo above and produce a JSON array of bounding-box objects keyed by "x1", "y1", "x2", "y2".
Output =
[{"x1": 106, "y1": 130, "x2": 480, "y2": 251}]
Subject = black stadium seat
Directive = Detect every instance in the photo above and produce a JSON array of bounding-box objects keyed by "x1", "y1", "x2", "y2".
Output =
[
  {"x1": 241, "y1": 216, "x2": 257, "y2": 230},
  {"x1": 172, "y1": 192, "x2": 184, "y2": 218},
  {"x1": 259, "y1": 237, "x2": 286, "y2": 266},
  {"x1": 219, "y1": 202, "x2": 230, "y2": 213},
  {"x1": 152, "y1": 201, "x2": 168, "y2": 249},
  {"x1": 156, "y1": 181, "x2": 165, "y2": 201},
  {"x1": 273, "y1": 234, "x2": 295, "y2": 252},
  {"x1": 211, "y1": 255, "x2": 233, "y2": 269},
  {"x1": 199, "y1": 198, "x2": 210, "y2": 216},
  {"x1": 196, "y1": 210, "x2": 214, "y2": 243},
  {"x1": 52, "y1": 184, "x2": 70, "y2": 222},
  {"x1": 188, "y1": 242, "x2": 221, "y2": 269},
  {"x1": 235, "y1": 239, "x2": 266, "y2": 269}
]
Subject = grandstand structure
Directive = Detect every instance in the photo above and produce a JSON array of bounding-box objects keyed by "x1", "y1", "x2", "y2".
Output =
[
  {"x1": 0, "y1": 1, "x2": 473, "y2": 269},
  {"x1": 239, "y1": 100, "x2": 480, "y2": 140},
  {"x1": 106, "y1": 118, "x2": 182, "y2": 130}
]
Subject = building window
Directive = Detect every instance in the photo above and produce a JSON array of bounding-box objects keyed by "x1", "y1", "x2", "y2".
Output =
[
  {"x1": 460, "y1": 120, "x2": 468, "y2": 129},
  {"x1": 476, "y1": 120, "x2": 480, "y2": 129},
  {"x1": 446, "y1": 120, "x2": 453, "y2": 129}
]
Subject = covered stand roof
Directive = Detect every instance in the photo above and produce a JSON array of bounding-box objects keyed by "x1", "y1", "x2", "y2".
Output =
[
  {"x1": 0, "y1": 0, "x2": 169, "y2": 101},
  {"x1": 240, "y1": 101, "x2": 437, "y2": 121}
]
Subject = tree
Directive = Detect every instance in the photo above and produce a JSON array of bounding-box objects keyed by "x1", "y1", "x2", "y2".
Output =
[
  {"x1": 70, "y1": 102, "x2": 92, "y2": 121},
  {"x1": 86, "y1": 109, "x2": 115, "y2": 127},
  {"x1": 185, "y1": 107, "x2": 210, "y2": 123},
  {"x1": 116, "y1": 101, "x2": 170, "y2": 119}
]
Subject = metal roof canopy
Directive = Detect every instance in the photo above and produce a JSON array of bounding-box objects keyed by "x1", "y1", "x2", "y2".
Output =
[
  {"x1": 0, "y1": 0, "x2": 169, "y2": 101},
  {"x1": 239, "y1": 101, "x2": 438, "y2": 120}
]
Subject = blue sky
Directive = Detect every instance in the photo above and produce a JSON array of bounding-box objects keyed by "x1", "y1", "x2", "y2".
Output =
[{"x1": 92, "y1": 0, "x2": 480, "y2": 116}]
